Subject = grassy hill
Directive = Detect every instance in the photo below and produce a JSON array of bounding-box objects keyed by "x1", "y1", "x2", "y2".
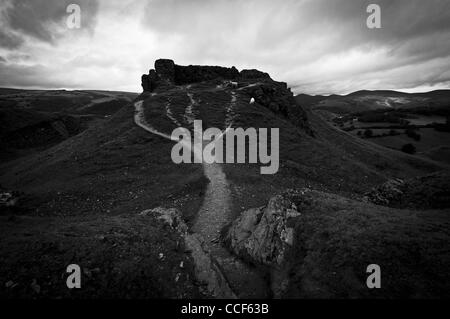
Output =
[
  {"x1": 296, "y1": 90, "x2": 450, "y2": 114},
  {"x1": 0, "y1": 89, "x2": 139, "y2": 162},
  {"x1": 297, "y1": 90, "x2": 450, "y2": 165},
  {"x1": 0, "y1": 69, "x2": 449, "y2": 298}
]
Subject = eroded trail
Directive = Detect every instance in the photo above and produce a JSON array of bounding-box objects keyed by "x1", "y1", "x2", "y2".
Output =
[
  {"x1": 191, "y1": 163, "x2": 231, "y2": 242},
  {"x1": 225, "y1": 91, "x2": 237, "y2": 128},
  {"x1": 134, "y1": 95, "x2": 269, "y2": 298}
]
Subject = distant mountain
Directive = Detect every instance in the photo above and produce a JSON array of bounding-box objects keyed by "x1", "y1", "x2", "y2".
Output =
[{"x1": 296, "y1": 89, "x2": 450, "y2": 114}]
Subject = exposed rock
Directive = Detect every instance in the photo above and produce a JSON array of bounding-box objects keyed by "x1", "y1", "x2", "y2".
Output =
[
  {"x1": 140, "y1": 207, "x2": 188, "y2": 233},
  {"x1": 0, "y1": 186, "x2": 23, "y2": 210},
  {"x1": 30, "y1": 279, "x2": 40, "y2": 294},
  {"x1": 184, "y1": 234, "x2": 236, "y2": 298},
  {"x1": 363, "y1": 172, "x2": 450, "y2": 209},
  {"x1": 240, "y1": 69, "x2": 271, "y2": 80},
  {"x1": 142, "y1": 59, "x2": 239, "y2": 92},
  {"x1": 225, "y1": 190, "x2": 303, "y2": 267},
  {"x1": 141, "y1": 58, "x2": 313, "y2": 135},
  {"x1": 155, "y1": 59, "x2": 176, "y2": 84},
  {"x1": 241, "y1": 81, "x2": 313, "y2": 135},
  {"x1": 363, "y1": 178, "x2": 406, "y2": 206},
  {"x1": 140, "y1": 207, "x2": 236, "y2": 298},
  {"x1": 174, "y1": 64, "x2": 239, "y2": 85},
  {"x1": 141, "y1": 69, "x2": 159, "y2": 92},
  {"x1": 224, "y1": 189, "x2": 307, "y2": 297}
]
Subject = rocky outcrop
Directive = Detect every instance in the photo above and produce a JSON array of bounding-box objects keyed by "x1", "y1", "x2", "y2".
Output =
[
  {"x1": 363, "y1": 172, "x2": 450, "y2": 209},
  {"x1": 142, "y1": 59, "x2": 240, "y2": 91},
  {"x1": 240, "y1": 81, "x2": 313, "y2": 135},
  {"x1": 141, "y1": 59, "x2": 276, "y2": 92},
  {"x1": 224, "y1": 190, "x2": 303, "y2": 268},
  {"x1": 363, "y1": 178, "x2": 406, "y2": 207},
  {"x1": 224, "y1": 189, "x2": 307, "y2": 297},
  {"x1": 140, "y1": 207, "x2": 236, "y2": 298},
  {"x1": 141, "y1": 58, "x2": 313, "y2": 135},
  {"x1": 240, "y1": 69, "x2": 271, "y2": 80},
  {"x1": 175, "y1": 64, "x2": 240, "y2": 85},
  {"x1": 141, "y1": 69, "x2": 159, "y2": 92},
  {"x1": 155, "y1": 59, "x2": 176, "y2": 84}
]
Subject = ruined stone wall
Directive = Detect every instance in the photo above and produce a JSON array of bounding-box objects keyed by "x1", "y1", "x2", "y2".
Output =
[{"x1": 142, "y1": 59, "x2": 241, "y2": 91}]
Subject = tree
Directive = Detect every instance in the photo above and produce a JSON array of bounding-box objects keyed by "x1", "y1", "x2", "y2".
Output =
[
  {"x1": 364, "y1": 129, "x2": 373, "y2": 138},
  {"x1": 405, "y1": 128, "x2": 421, "y2": 141},
  {"x1": 401, "y1": 143, "x2": 416, "y2": 154},
  {"x1": 389, "y1": 129, "x2": 398, "y2": 136}
]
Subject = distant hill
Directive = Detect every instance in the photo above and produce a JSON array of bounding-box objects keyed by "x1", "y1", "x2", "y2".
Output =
[
  {"x1": 0, "y1": 89, "x2": 139, "y2": 161},
  {"x1": 296, "y1": 89, "x2": 450, "y2": 114}
]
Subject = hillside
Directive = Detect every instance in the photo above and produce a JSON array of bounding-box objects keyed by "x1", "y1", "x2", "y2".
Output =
[
  {"x1": 0, "y1": 89, "x2": 138, "y2": 162},
  {"x1": 0, "y1": 60, "x2": 449, "y2": 298},
  {"x1": 297, "y1": 90, "x2": 450, "y2": 165},
  {"x1": 296, "y1": 90, "x2": 450, "y2": 114}
]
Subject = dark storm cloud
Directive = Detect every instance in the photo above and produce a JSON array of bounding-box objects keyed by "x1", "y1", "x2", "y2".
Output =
[
  {"x1": 311, "y1": 0, "x2": 450, "y2": 61},
  {"x1": 142, "y1": 0, "x2": 450, "y2": 58},
  {"x1": 0, "y1": 0, "x2": 99, "y2": 47},
  {"x1": 0, "y1": 0, "x2": 449, "y2": 93},
  {"x1": 0, "y1": 29, "x2": 23, "y2": 49}
]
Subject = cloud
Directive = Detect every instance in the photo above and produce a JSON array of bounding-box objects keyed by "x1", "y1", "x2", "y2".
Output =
[
  {"x1": 0, "y1": 29, "x2": 23, "y2": 49},
  {"x1": 0, "y1": 0, "x2": 99, "y2": 47},
  {"x1": 0, "y1": 0, "x2": 449, "y2": 94}
]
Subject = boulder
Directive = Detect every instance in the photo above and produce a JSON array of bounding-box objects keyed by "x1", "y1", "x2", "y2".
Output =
[
  {"x1": 140, "y1": 207, "x2": 188, "y2": 233},
  {"x1": 225, "y1": 190, "x2": 303, "y2": 267}
]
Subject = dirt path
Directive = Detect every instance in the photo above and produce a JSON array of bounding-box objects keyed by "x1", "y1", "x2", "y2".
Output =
[
  {"x1": 191, "y1": 162, "x2": 231, "y2": 242},
  {"x1": 184, "y1": 93, "x2": 197, "y2": 125},
  {"x1": 134, "y1": 100, "x2": 174, "y2": 141},
  {"x1": 225, "y1": 91, "x2": 237, "y2": 128},
  {"x1": 134, "y1": 97, "x2": 269, "y2": 298},
  {"x1": 165, "y1": 97, "x2": 182, "y2": 127}
]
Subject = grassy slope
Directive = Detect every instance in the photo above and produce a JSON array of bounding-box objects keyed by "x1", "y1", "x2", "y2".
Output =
[
  {"x1": 222, "y1": 94, "x2": 446, "y2": 220},
  {"x1": 0, "y1": 213, "x2": 201, "y2": 299},
  {"x1": 0, "y1": 103, "x2": 207, "y2": 219},
  {"x1": 0, "y1": 83, "x2": 448, "y2": 298},
  {"x1": 0, "y1": 99, "x2": 207, "y2": 298},
  {"x1": 0, "y1": 89, "x2": 138, "y2": 114},
  {"x1": 296, "y1": 90, "x2": 450, "y2": 115},
  {"x1": 286, "y1": 189, "x2": 450, "y2": 298},
  {"x1": 0, "y1": 89, "x2": 140, "y2": 163}
]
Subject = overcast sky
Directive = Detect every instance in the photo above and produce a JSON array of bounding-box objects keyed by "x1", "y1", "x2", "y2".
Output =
[{"x1": 0, "y1": 0, "x2": 449, "y2": 95}]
